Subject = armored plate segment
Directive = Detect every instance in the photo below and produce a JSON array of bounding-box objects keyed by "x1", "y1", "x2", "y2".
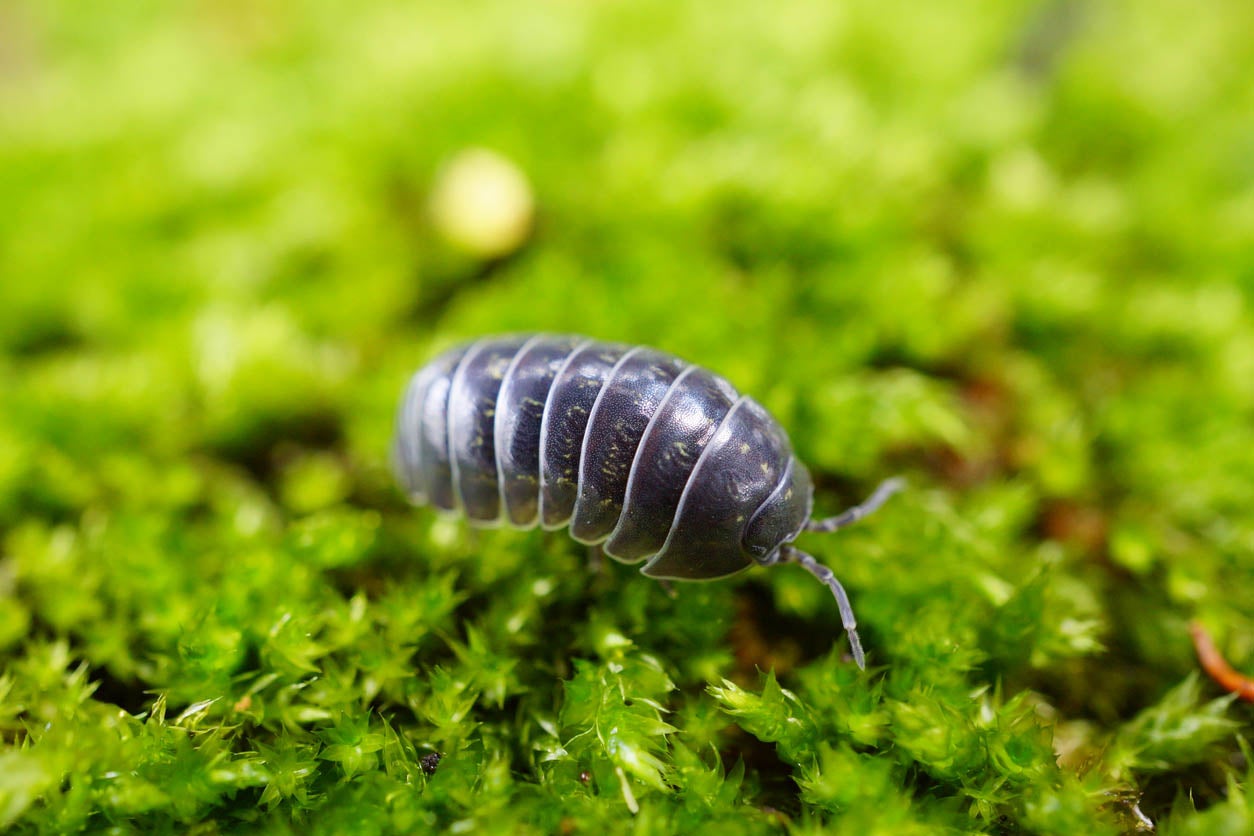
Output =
[
  {"x1": 494, "y1": 335, "x2": 586, "y2": 527},
  {"x1": 538, "y1": 340, "x2": 631, "y2": 527},
  {"x1": 569, "y1": 347, "x2": 689, "y2": 543},
  {"x1": 603, "y1": 365, "x2": 740, "y2": 561},
  {"x1": 641, "y1": 397, "x2": 794, "y2": 580},
  {"x1": 447, "y1": 336, "x2": 531, "y2": 521}
]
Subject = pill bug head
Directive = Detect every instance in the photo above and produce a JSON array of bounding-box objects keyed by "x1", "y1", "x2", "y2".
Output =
[{"x1": 742, "y1": 457, "x2": 814, "y2": 564}]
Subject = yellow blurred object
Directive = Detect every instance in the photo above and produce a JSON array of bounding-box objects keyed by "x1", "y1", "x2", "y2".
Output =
[{"x1": 429, "y1": 149, "x2": 535, "y2": 258}]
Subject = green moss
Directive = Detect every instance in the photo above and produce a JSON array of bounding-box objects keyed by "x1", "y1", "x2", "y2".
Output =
[{"x1": 2, "y1": 0, "x2": 1253, "y2": 832}]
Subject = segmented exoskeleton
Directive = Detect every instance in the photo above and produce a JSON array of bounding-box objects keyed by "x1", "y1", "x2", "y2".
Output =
[{"x1": 393, "y1": 334, "x2": 902, "y2": 667}]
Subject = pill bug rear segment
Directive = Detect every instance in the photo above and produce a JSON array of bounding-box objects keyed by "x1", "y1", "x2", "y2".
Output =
[
  {"x1": 394, "y1": 344, "x2": 470, "y2": 511},
  {"x1": 393, "y1": 334, "x2": 904, "y2": 668}
]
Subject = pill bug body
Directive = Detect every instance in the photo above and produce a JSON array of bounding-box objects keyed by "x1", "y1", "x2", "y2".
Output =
[{"x1": 393, "y1": 334, "x2": 902, "y2": 667}]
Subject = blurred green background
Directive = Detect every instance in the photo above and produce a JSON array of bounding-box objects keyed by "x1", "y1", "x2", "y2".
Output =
[{"x1": 2, "y1": 0, "x2": 1253, "y2": 832}]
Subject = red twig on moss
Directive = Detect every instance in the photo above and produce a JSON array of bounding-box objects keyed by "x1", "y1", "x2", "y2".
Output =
[{"x1": 1189, "y1": 621, "x2": 1254, "y2": 702}]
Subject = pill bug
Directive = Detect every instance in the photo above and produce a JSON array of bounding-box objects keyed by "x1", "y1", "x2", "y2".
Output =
[{"x1": 392, "y1": 334, "x2": 902, "y2": 668}]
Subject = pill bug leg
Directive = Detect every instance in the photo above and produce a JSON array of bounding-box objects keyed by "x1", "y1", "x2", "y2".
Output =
[
  {"x1": 1189, "y1": 620, "x2": 1254, "y2": 702},
  {"x1": 778, "y1": 546, "x2": 866, "y2": 670},
  {"x1": 789, "y1": 477, "x2": 903, "y2": 668},
  {"x1": 806, "y1": 477, "x2": 906, "y2": 534}
]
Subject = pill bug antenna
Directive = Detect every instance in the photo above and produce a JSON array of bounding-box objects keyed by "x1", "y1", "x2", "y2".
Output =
[
  {"x1": 806, "y1": 477, "x2": 906, "y2": 534},
  {"x1": 779, "y1": 546, "x2": 866, "y2": 669},
  {"x1": 780, "y1": 477, "x2": 905, "y2": 668}
]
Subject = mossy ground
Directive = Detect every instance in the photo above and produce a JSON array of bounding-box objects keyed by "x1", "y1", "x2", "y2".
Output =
[{"x1": 2, "y1": 1, "x2": 1253, "y2": 833}]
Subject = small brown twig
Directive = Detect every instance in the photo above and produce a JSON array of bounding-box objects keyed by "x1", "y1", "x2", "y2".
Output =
[{"x1": 1188, "y1": 620, "x2": 1254, "y2": 702}]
